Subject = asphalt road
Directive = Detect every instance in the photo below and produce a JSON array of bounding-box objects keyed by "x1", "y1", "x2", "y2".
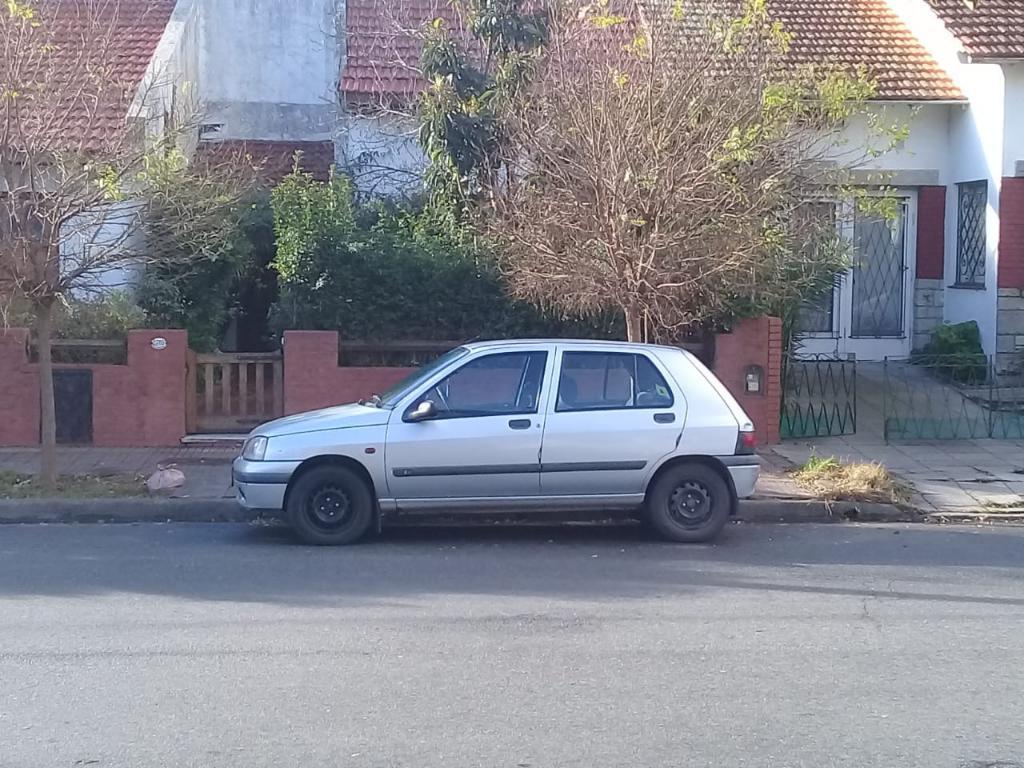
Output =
[{"x1": 1, "y1": 521, "x2": 1023, "y2": 768}]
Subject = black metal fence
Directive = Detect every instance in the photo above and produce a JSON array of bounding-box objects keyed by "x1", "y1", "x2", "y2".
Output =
[
  {"x1": 883, "y1": 355, "x2": 1024, "y2": 440},
  {"x1": 780, "y1": 356, "x2": 857, "y2": 438}
]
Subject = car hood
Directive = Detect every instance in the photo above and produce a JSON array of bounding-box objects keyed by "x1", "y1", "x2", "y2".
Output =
[{"x1": 255, "y1": 403, "x2": 390, "y2": 438}]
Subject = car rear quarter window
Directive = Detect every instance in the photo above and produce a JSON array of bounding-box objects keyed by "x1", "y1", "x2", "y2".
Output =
[{"x1": 556, "y1": 352, "x2": 674, "y2": 412}]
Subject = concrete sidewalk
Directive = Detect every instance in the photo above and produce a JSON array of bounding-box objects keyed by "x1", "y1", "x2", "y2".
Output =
[
  {"x1": 772, "y1": 437, "x2": 1024, "y2": 512},
  {"x1": 0, "y1": 446, "x2": 237, "y2": 500}
]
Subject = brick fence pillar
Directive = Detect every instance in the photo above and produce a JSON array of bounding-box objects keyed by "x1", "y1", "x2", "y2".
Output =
[
  {"x1": 90, "y1": 330, "x2": 188, "y2": 446},
  {"x1": 130, "y1": 329, "x2": 188, "y2": 445},
  {"x1": 283, "y1": 331, "x2": 341, "y2": 414},
  {"x1": 712, "y1": 316, "x2": 783, "y2": 445},
  {"x1": 0, "y1": 329, "x2": 40, "y2": 446}
]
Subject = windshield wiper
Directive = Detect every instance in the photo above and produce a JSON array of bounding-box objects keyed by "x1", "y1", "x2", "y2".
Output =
[{"x1": 369, "y1": 393, "x2": 383, "y2": 407}]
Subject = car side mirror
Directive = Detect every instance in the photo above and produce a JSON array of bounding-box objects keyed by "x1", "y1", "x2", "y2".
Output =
[{"x1": 407, "y1": 400, "x2": 437, "y2": 422}]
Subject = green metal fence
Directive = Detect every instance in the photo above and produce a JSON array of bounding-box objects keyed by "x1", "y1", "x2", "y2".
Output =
[
  {"x1": 780, "y1": 356, "x2": 857, "y2": 438},
  {"x1": 883, "y1": 355, "x2": 1024, "y2": 441}
]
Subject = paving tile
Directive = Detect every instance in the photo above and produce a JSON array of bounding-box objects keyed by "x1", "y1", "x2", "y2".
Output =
[{"x1": 920, "y1": 491, "x2": 980, "y2": 509}]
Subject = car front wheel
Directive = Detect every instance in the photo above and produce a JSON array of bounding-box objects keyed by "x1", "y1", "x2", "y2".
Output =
[
  {"x1": 286, "y1": 465, "x2": 375, "y2": 545},
  {"x1": 646, "y1": 462, "x2": 732, "y2": 543}
]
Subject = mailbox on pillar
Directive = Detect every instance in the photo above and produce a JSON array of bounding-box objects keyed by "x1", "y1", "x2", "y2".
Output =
[{"x1": 744, "y1": 365, "x2": 764, "y2": 395}]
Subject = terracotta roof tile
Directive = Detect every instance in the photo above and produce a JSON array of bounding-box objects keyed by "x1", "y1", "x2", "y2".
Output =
[
  {"x1": 195, "y1": 140, "x2": 336, "y2": 184},
  {"x1": 3, "y1": 0, "x2": 178, "y2": 151},
  {"x1": 341, "y1": 0, "x2": 964, "y2": 101},
  {"x1": 926, "y1": 0, "x2": 1024, "y2": 59},
  {"x1": 771, "y1": 0, "x2": 964, "y2": 100},
  {"x1": 341, "y1": 0, "x2": 467, "y2": 99}
]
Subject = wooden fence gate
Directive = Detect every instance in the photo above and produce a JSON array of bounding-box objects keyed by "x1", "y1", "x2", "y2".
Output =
[{"x1": 187, "y1": 352, "x2": 283, "y2": 433}]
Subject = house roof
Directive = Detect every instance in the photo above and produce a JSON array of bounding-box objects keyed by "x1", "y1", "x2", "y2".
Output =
[
  {"x1": 341, "y1": 0, "x2": 464, "y2": 99},
  {"x1": 8, "y1": 0, "x2": 179, "y2": 151},
  {"x1": 926, "y1": 0, "x2": 1024, "y2": 59},
  {"x1": 340, "y1": 0, "x2": 964, "y2": 102},
  {"x1": 195, "y1": 140, "x2": 336, "y2": 184},
  {"x1": 771, "y1": 0, "x2": 964, "y2": 100}
]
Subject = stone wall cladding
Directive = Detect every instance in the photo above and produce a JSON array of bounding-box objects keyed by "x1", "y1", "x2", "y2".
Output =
[
  {"x1": 913, "y1": 278, "x2": 945, "y2": 352},
  {"x1": 997, "y1": 288, "x2": 1024, "y2": 376}
]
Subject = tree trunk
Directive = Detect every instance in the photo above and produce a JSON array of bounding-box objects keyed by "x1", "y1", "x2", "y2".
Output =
[
  {"x1": 35, "y1": 301, "x2": 58, "y2": 491},
  {"x1": 624, "y1": 306, "x2": 643, "y2": 343}
]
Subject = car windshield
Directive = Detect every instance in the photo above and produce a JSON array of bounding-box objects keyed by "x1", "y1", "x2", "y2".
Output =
[{"x1": 374, "y1": 346, "x2": 470, "y2": 408}]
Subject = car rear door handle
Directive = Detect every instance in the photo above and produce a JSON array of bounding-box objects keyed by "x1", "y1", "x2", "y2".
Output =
[
  {"x1": 653, "y1": 413, "x2": 675, "y2": 424},
  {"x1": 508, "y1": 418, "x2": 532, "y2": 430}
]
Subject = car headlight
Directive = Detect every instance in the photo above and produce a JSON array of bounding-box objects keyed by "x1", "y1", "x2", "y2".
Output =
[{"x1": 242, "y1": 436, "x2": 268, "y2": 461}]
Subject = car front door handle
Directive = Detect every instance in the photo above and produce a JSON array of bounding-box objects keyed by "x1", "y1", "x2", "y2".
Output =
[
  {"x1": 653, "y1": 413, "x2": 675, "y2": 424},
  {"x1": 508, "y1": 418, "x2": 532, "y2": 430}
]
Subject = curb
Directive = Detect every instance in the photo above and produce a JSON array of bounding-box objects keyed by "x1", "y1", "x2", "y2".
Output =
[
  {"x1": 737, "y1": 499, "x2": 917, "y2": 524},
  {"x1": 0, "y1": 497, "x2": 916, "y2": 526},
  {"x1": 0, "y1": 498, "x2": 252, "y2": 525}
]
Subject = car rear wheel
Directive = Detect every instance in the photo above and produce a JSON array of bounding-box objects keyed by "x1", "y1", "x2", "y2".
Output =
[
  {"x1": 646, "y1": 462, "x2": 732, "y2": 543},
  {"x1": 286, "y1": 465, "x2": 375, "y2": 546}
]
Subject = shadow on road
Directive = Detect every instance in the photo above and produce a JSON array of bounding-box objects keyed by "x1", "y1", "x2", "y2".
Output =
[{"x1": 0, "y1": 520, "x2": 1022, "y2": 605}]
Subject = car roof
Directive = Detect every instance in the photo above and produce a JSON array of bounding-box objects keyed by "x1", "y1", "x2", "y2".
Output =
[{"x1": 461, "y1": 338, "x2": 684, "y2": 353}]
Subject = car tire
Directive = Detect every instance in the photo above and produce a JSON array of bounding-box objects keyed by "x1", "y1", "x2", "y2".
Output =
[
  {"x1": 645, "y1": 462, "x2": 732, "y2": 543},
  {"x1": 286, "y1": 465, "x2": 375, "y2": 546}
]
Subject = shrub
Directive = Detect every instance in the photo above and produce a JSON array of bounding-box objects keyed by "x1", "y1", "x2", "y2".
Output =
[
  {"x1": 915, "y1": 320, "x2": 988, "y2": 384},
  {"x1": 271, "y1": 172, "x2": 619, "y2": 341},
  {"x1": 138, "y1": 194, "x2": 278, "y2": 352},
  {"x1": 1, "y1": 292, "x2": 146, "y2": 339}
]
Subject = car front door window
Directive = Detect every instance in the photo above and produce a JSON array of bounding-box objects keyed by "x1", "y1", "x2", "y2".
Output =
[{"x1": 411, "y1": 351, "x2": 547, "y2": 420}]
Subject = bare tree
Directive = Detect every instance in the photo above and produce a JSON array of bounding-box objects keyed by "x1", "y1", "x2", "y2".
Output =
[
  {"x1": 1, "y1": 0, "x2": 254, "y2": 486},
  {"x1": 481, "y1": 0, "x2": 901, "y2": 342}
]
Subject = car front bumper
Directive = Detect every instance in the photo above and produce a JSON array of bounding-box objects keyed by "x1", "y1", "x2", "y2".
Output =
[{"x1": 232, "y1": 458, "x2": 300, "y2": 511}]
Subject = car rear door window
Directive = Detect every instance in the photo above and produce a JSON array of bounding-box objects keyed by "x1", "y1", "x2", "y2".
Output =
[{"x1": 556, "y1": 352, "x2": 674, "y2": 412}]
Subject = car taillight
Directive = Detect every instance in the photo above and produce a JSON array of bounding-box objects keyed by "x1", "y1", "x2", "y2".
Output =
[{"x1": 736, "y1": 426, "x2": 757, "y2": 455}]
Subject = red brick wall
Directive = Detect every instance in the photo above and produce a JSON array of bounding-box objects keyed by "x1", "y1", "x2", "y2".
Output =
[
  {"x1": 0, "y1": 329, "x2": 41, "y2": 446},
  {"x1": 712, "y1": 316, "x2": 783, "y2": 445},
  {"x1": 999, "y1": 177, "x2": 1024, "y2": 289},
  {"x1": 282, "y1": 331, "x2": 410, "y2": 414},
  {"x1": 917, "y1": 185, "x2": 946, "y2": 280},
  {"x1": 0, "y1": 329, "x2": 187, "y2": 447}
]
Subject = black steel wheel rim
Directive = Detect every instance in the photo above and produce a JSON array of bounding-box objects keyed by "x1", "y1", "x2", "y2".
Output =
[
  {"x1": 307, "y1": 485, "x2": 353, "y2": 529},
  {"x1": 668, "y1": 480, "x2": 713, "y2": 528}
]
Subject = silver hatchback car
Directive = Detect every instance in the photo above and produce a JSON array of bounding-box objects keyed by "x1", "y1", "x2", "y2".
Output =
[{"x1": 233, "y1": 339, "x2": 760, "y2": 544}]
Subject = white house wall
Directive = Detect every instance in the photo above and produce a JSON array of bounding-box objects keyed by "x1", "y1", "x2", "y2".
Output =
[
  {"x1": 199, "y1": 0, "x2": 338, "y2": 141},
  {"x1": 835, "y1": 103, "x2": 950, "y2": 181},
  {"x1": 944, "y1": 65, "x2": 1005, "y2": 354},
  {"x1": 338, "y1": 113, "x2": 426, "y2": 197},
  {"x1": 61, "y1": 203, "x2": 146, "y2": 300}
]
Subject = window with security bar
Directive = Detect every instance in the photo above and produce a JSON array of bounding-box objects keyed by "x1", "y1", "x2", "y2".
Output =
[{"x1": 956, "y1": 181, "x2": 987, "y2": 287}]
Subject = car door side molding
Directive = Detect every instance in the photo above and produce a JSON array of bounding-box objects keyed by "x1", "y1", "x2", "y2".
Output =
[
  {"x1": 392, "y1": 460, "x2": 647, "y2": 478},
  {"x1": 540, "y1": 460, "x2": 648, "y2": 473}
]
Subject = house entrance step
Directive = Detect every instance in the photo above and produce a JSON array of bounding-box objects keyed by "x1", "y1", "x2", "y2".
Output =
[{"x1": 181, "y1": 433, "x2": 246, "y2": 446}]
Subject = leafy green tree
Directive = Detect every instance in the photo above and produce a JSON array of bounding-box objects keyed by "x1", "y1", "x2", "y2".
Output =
[{"x1": 418, "y1": 0, "x2": 550, "y2": 212}]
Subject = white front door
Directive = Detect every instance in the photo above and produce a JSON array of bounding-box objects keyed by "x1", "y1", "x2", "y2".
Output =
[{"x1": 798, "y1": 191, "x2": 917, "y2": 361}]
